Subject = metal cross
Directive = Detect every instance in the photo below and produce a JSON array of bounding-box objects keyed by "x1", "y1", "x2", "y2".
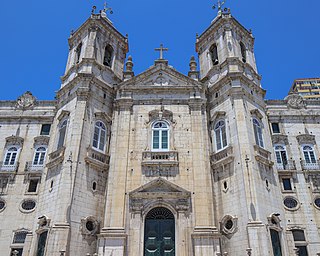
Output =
[
  {"x1": 155, "y1": 44, "x2": 168, "y2": 60},
  {"x1": 103, "y1": 1, "x2": 113, "y2": 15},
  {"x1": 212, "y1": 0, "x2": 226, "y2": 14}
]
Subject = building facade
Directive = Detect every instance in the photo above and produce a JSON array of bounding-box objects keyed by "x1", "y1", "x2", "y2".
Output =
[
  {"x1": 289, "y1": 78, "x2": 320, "y2": 100},
  {"x1": 0, "y1": 7, "x2": 319, "y2": 256}
]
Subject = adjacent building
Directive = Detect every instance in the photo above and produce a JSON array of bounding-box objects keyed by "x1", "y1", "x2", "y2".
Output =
[
  {"x1": 289, "y1": 78, "x2": 320, "y2": 99},
  {"x1": 0, "y1": 6, "x2": 319, "y2": 256}
]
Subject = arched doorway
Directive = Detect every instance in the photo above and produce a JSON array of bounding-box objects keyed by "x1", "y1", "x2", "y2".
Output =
[{"x1": 144, "y1": 207, "x2": 175, "y2": 256}]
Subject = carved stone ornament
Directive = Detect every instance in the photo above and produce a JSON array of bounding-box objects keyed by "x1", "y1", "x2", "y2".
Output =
[
  {"x1": 129, "y1": 178, "x2": 191, "y2": 215},
  {"x1": 80, "y1": 216, "x2": 99, "y2": 245},
  {"x1": 220, "y1": 215, "x2": 238, "y2": 236},
  {"x1": 16, "y1": 91, "x2": 36, "y2": 109},
  {"x1": 34, "y1": 136, "x2": 50, "y2": 147},
  {"x1": 296, "y1": 134, "x2": 316, "y2": 145},
  {"x1": 5, "y1": 136, "x2": 24, "y2": 147},
  {"x1": 267, "y1": 214, "x2": 282, "y2": 232},
  {"x1": 272, "y1": 135, "x2": 289, "y2": 145},
  {"x1": 149, "y1": 107, "x2": 173, "y2": 123},
  {"x1": 285, "y1": 94, "x2": 306, "y2": 109}
]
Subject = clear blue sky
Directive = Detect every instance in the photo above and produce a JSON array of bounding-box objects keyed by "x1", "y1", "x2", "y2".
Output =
[{"x1": 0, "y1": 0, "x2": 319, "y2": 100}]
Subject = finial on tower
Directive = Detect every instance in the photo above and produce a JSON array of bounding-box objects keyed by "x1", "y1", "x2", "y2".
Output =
[
  {"x1": 103, "y1": 1, "x2": 113, "y2": 15},
  {"x1": 212, "y1": 0, "x2": 230, "y2": 16}
]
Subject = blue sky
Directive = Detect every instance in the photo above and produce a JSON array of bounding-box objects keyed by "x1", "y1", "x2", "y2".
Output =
[{"x1": 0, "y1": 0, "x2": 319, "y2": 100}]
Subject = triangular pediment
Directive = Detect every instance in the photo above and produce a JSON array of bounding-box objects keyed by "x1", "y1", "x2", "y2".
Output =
[
  {"x1": 130, "y1": 178, "x2": 190, "y2": 198},
  {"x1": 119, "y1": 62, "x2": 203, "y2": 89}
]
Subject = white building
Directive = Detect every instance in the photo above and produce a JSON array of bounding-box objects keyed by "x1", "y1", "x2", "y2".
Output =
[{"x1": 0, "y1": 6, "x2": 319, "y2": 256}]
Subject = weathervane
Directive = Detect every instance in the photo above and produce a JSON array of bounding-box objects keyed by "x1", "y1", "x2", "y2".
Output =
[
  {"x1": 212, "y1": 0, "x2": 226, "y2": 15},
  {"x1": 103, "y1": 1, "x2": 113, "y2": 15},
  {"x1": 155, "y1": 44, "x2": 168, "y2": 60}
]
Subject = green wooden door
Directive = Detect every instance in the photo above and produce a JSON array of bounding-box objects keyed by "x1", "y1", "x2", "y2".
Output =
[{"x1": 144, "y1": 207, "x2": 175, "y2": 256}]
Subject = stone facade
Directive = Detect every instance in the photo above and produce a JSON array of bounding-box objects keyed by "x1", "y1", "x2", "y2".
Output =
[{"x1": 0, "y1": 7, "x2": 319, "y2": 256}]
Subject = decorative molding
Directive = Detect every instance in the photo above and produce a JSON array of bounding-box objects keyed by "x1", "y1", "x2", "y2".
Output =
[
  {"x1": 210, "y1": 146, "x2": 234, "y2": 169},
  {"x1": 5, "y1": 136, "x2": 24, "y2": 148},
  {"x1": 85, "y1": 147, "x2": 110, "y2": 171},
  {"x1": 296, "y1": 134, "x2": 316, "y2": 145},
  {"x1": 267, "y1": 214, "x2": 283, "y2": 232},
  {"x1": 80, "y1": 215, "x2": 99, "y2": 244},
  {"x1": 220, "y1": 215, "x2": 238, "y2": 236},
  {"x1": 210, "y1": 111, "x2": 226, "y2": 123},
  {"x1": 129, "y1": 178, "x2": 191, "y2": 215},
  {"x1": 148, "y1": 108, "x2": 173, "y2": 123},
  {"x1": 250, "y1": 109, "x2": 263, "y2": 119},
  {"x1": 94, "y1": 112, "x2": 112, "y2": 123},
  {"x1": 16, "y1": 91, "x2": 36, "y2": 109},
  {"x1": 46, "y1": 147, "x2": 65, "y2": 169},
  {"x1": 57, "y1": 110, "x2": 70, "y2": 121},
  {"x1": 254, "y1": 145, "x2": 273, "y2": 167},
  {"x1": 272, "y1": 135, "x2": 289, "y2": 145},
  {"x1": 33, "y1": 136, "x2": 50, "y2": 147}
]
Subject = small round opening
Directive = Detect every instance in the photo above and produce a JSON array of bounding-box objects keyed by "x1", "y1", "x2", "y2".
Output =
[
  {"x1": 224, "y1": 219, "x2": 233, "y2": 230},
  {"x1": 92, "y1": 182, "x2": 97, "y2": 191},
  {"x1": 223, "y1": 181, "x2": 228, "y2": 190},
  {"x1": 86, "y1": 220, "x2": 94, "y2": 232}
]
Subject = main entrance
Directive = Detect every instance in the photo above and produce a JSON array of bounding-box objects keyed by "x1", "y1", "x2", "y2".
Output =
[{"x1": 144, "y1": 207, "x2": 175, "y2": 256}]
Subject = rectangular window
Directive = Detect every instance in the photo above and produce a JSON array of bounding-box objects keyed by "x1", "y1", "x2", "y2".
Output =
[
  {"x1": 282, "y1": 178, "x2": 292, "y2": 191},
  {"x1": 161, "y1": 131, "x2": 168, "y2": 149},
  {"x1": 153, "y1": 131, "x2": 159, "y2": 149},
  {"x1": 40, "y1": 124, "x2": 51, "y2": 135},
  {"x1": 28, "y1": 179, "x2": 39, "y2": 193},
  {"x1": 271, "y1": 123, "x2": 280, "y2": 134}
]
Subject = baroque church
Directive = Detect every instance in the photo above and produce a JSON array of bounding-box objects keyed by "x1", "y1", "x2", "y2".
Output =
[{"x1": 0, "y1": 4, "x2": 319, "y2": 256}]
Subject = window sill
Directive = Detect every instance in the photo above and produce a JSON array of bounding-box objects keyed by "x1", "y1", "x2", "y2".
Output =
[{"x1": 210, "y1": 146, "x2": 234, "y2": 168}]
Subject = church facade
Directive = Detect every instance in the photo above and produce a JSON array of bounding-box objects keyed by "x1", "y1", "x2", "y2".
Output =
[{"x1": 0, "y1": 7, "x2": 319, "y2": 256}]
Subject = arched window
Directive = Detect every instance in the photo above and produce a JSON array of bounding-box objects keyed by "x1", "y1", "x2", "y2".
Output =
[
  {"x1": 253, "y1": 118, "x2": 264, "y2": 148},
  {"x1": 75, "y1": 42, "x2": 82, "y2": 64},
  {"x1": 270, "y1": 229, "x2": 283, "y2": 256},
  {"x1": 210, "y1": 44, "x2": 219, "y2": 66},
  {"x1": 302, "y1": 145, "x2": 316, "y2": 164},
  {"x1": 4, "y1": 147, "x2": 19, "y2": 166},
  {"x1": 33, "y1": 147, "x2": 47, "y2": 166},
  {"x1": 274, "y1": 145, "x2": 288, "y2": 168},
  {"x1": 103, "y1": 45, "x2": 113, "y2": 67},
  {"x1": 57, "y1": 119, "x2": 67, "y2": 149},
  {"x1": 36, "y1": 231, "x2": 48, "y2": 256},
  {"x1": 93, "y1": 121, "x2": 107, "y2": 152},
  {"x1": 214, "y1": 120, "x2": 227, "y2": 151},
  {"x1": 240, "y1": 42, "x2": 246, "y2": 63},
  {"x1": 152, "y1": 121, "x2": 169, "y2": 151}
]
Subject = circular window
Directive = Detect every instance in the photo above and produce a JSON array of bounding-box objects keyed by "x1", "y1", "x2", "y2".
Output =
[
  {"x1": 224, "y1": 219, "x2": 233, "y2": 230},
  {"x1": 283, "y1": 197, "x2": 299, "y2": 210},
  {"x1": 314, "y1": 198, "x2": 320, "y2": 209},
  {"x1": 21, "y1": 200, "x2": 36, "y2": 212},
  {"x1": 0, "y1": 200, "x2": 6, "y2": 212},
  {"x1": 86, "y1": 220, "x2": 94, "y2": 232}
]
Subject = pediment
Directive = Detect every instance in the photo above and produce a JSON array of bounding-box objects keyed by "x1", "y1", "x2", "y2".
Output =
[
  {"x1": 130, "y1": 178, "x2": 190, "y2": 198},
  {"x1": 119, "y1": 63, "x2": 203, "y2": 89}
]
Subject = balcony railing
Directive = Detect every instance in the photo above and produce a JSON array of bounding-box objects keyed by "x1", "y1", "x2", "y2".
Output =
[
  {"x1": 0, "y1": 161, "x2": 19, "y2": 172},
  {"x1": 301, "y1": 160, "x2": 320, "y2": 170},
  {"x1": 85, "y1": 147, "x2": 110, "y2": 170},
  {"x1": 25, "y1": 162, "x2": 45, "y2": 173},
  {"x1": 141, "y1": 151, "x2": 179, "y2": 177},
  {"x1": 275, "y1": 160, "x2": 296, "y2": 171},
  {"x1": 211, "y1": 146, "x2": 233, "y2": 162}
]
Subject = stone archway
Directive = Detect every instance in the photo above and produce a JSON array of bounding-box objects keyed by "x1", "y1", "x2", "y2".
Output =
[{"x1": 144, "y1": 207, "x2": 175, "y2": 256}]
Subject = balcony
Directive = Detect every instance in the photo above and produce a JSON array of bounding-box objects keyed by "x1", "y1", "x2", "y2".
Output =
[
  {"x1": 46, "y1": 147, "x2": 65, "y2": 168},
  {"x1": 0, "y1": 161, "x2": 19, "y2": 173},
  {"x1": 85, "y1": 147, "x2": 110, "y2": 171},
  {"x1": 254, "y1": 145, "x2": 274, "y2": 167},
  {"x1": 25, "y1": 162, "x2": 44, "y2": 176},
  {"x1": 301, "y1": 160, "x2": 320, "y2": 170},
  {"x1": 275, "y1": 160, "x2": 296, "y2": 171},
  {"x1": 141, "y1": 151, "x2": 179, "y2": 177},
  {"x1": 210, "y1": 146, "x2": 234, "y2": 168}
]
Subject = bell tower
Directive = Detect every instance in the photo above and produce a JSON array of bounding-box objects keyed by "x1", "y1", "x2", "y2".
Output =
[
  {"x1": 196, "y1": 4, "x2": 290, "y2": 256},
  {"x1": 62, "y1": 6, "x2": 128, "y2": 88}
]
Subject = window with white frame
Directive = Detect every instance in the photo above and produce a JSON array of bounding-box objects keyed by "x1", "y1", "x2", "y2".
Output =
[
  {"x1": 302, "y1": 145, "x2": 316, "y2": 164},
  {"x1": 57, "y1": 119, "x2": 67, "y2": 149},
  {"x1": 152, "y1": 121, "x2": 169, "y2": 151},
  {"x1": 93, "y1": 121, "x2": 107, "y2": 152},
  {"x1": 253, "y1": 118, "x2": 264, "y2": 148},
  {"x1": 274, "y1": 145, "x2": 288, "y2": 167},
  {"x1": 214, "y1": 120, "x2": 227, "y2": 151},
  {"x1": 3, "y1": 146, "x2": 19, "y2": 166},
  {"x1": 11, "y1": 230, "x2": 28, "y2": 256},
  {"x1": 33, "y1": 146, "x2": 47, "y2": 166}
]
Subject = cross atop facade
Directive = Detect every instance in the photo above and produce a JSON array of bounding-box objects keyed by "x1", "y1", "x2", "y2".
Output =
[
  {"x1": 212, "y1": 0, "x2": 226, "y2": 15},
  {"x1": 155, "y1": 44, "x2": 168, "y2": 60},
  {"x1": 103, "y1": 1, "x2": 113, "y2": 15}
]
